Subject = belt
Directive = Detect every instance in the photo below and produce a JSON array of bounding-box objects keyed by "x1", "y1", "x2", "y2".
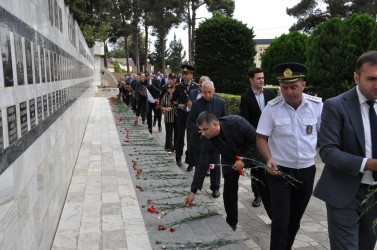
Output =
[{"x1": 360, "y1": 183, "x2": 376, "y2": 189}]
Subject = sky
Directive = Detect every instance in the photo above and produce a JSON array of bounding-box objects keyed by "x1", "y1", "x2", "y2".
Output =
[{"x1": 153, "y1": 0, "x2": 301, "y2": 57}]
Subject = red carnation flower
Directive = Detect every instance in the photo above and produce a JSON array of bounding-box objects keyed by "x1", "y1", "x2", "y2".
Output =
[
  {"x1": 236, "y1": 156, "x2": 241, "y2": 161},
  {"x1": 156, "y1": 240, "x2": 161, "y2": 244},
  {"x1": 170, "y1": 227, "x2": 175, "y2": 232},
  {"x1": 239, "y1": 169, "x2": 245, "y2": 176}
]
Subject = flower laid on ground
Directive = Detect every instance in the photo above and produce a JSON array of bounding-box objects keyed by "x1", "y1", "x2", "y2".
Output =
[
  {"x1": 156, "y1": 240, "x2": 161, "y2": 244},
  {"x1": 170, "y1": 227, "x2": 175, "y2": 232}
]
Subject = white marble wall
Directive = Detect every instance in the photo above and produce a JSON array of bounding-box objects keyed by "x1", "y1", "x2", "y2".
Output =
[{"x1": 0, "y1": 0, "x2": 95, "y2": 249}]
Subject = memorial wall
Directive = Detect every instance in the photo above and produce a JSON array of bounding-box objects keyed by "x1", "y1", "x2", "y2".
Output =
[{"x1": 0, "y1": 0, "x2": 95, "y2": 249}]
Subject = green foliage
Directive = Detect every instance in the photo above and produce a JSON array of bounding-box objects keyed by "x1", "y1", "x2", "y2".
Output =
[
  {"x1": 113, "y1": 60, "x2": 122, "y2": 73},
  {"x1": 261, "y1": 31, "x2": 308, "y2": 85},
  {"x1": 195, "y1": 14, "x2": 255, "y2": 95},
  {"x1": 166, "y1": 34, "x2": 186, "y2": 74},
  {"x1": 217, "y1": 93, "x2": 241, "y2": 115},
  {"x1": 149, "y1": 35, "x2": 167, "y2": 72},
  {"x1": 107, "y1": 48, "x2": 127, "y2": 58},
  {"x1": 306, "y1": 14, "x2": 377, "y2": 100}
]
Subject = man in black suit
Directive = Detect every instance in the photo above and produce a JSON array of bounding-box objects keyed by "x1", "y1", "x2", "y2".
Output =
[
  {"x1": 240, "y1": 68, "x2": 275, "y2": 215},
  {"x1": 145, "y1": 72, "x2": 163, "y2": 132},
  {"x1": 172, "y1": 65, "x2": 199, "y2": 167},
  {"x1": 314, "y1": 51, "x2": 377, "y2": 250},
  {"x1": 187, "y1": 80, "x2": 226, "y2": 198},
  {"x1": 134, "y1": 84, "x2": 161, "y2": 134},
  {"x1": 184, "y1": 112, "x2": 258, "y2": 231}
]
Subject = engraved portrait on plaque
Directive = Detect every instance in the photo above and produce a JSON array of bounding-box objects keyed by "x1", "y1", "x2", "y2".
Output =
[
  {"x1": 7, "y1": 106, "x2": 18, "y2": 145},
  {"x1": 40, "y1": 47, "x2": 46, "y2": 83},
  {"x1": 51, "y1": 52, "x2": 55, "y2": 81},
  {"x1": 52, "y1": 91, "x2": 56, "y2": 111},
  {"x1": 20, "y1": 102, "x2": 28, "y2": 136},
  {"x1": 37, "y1": 97, "x2": 42, "y2": 122},
  {"x1": 0, "y1": 110, "x2": 3, "y2": 152},
  {"x1": 25, "y1": 39, "x2": 33, "y2": 84},
  {"x1": 33, "y1": 43, "x2": 40, "y2": 83},
  {"x1": 1, "y1": 27, "x2": 14, "y2": 87},
  {"x1": 43, "y1": 95, "x2": 48, "y2": 118},
  {"x1": 48, "y1": 93, "x2": 52, "y2": 114},
  {"x1": 14, "y1": 34, "x2": 24, "y2": 85},
  {"x1": 46, "y1": 50, "x2": 50, "y2": 82},
  {"x1": 29, "y1": 99, "x2": 36, "y2": 129}
]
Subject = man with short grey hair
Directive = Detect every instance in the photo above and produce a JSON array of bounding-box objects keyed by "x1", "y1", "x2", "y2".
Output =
[{"x1": 187, "y1": 81, "x2": 226, "y2": 197}]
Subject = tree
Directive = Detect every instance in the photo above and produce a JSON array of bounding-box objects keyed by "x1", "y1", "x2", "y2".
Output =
[
  {"x1": 149, "y1": 35, "x2": 168, "y2": 72},
  {"x1": 261, "y1": 31, "x2": 308, "y2": 85},
  {"x1": 287, "y1": 0, "x2": 377, "y2": 33},
  {"x1": 186, "y1": 0, "x2": 235, "y2": 65},
  {"x1": 148, "y1": 0, "x2": 185, "y2": 74},
  {"x1": 64, "y1": 0, "x2": 114, "y2": 47},
  {"x1": 166, "y1": 34, "x2": 187, "y2": 73},
  {"x1": 107, "y1": 48, "x2": 126, "y2": 58},
  {"x1": 194, "y1": 13, "x2": 255, "y2": 95},
  {"x1": 306, "y1": 14, "x2": 377, "y2": 99}
]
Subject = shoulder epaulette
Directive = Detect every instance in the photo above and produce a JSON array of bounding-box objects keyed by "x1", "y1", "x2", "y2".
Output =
[
  {"x1": 305, "y1": 94, "x2": 322, "y2": 103},
  {"x1": 268, "y1": 96, "x2": 283, "y2": 106}
]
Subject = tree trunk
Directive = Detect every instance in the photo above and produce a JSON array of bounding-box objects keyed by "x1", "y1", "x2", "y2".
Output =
[
  {"x1": 134, "y1": 32, "x2": 140, "y2": 73},
  {"x1": 104, "y1": 41, "x2": 108, "y2": 68},
  {"x1": 125, "y1": 36, "x2": 130, "y2": 73},
  {"x1": 161, "y1": 34, "x2": 166, "y2": 75},
  {"x1": 145, "y1": 23, "x2": 149, "y2": 73},
  {"x1": 188, "y1": 0, "x2": 192, "y2": 65},
  {"x1": 191, "y1": 3, "x2": 196, "y2": 66}
]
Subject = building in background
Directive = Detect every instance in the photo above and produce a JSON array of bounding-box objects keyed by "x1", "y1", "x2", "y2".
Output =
[{"x1": 254, "y1": 39, "x2": 273, "y2": 68}]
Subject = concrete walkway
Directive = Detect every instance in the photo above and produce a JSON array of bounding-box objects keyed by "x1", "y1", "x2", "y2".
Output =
[{"x1": 53, "y1": 95, "x2": 331, "y2": 249}]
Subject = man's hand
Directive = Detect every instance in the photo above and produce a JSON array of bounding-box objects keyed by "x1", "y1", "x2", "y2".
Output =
[
  {"x1": 183, "y1": 192, "x2": 195, "y2": 207},
  {"x1": 134, "y1": 117, "x2": 138, "y2": 126},
  {"x1": 232, "y1": 160, "x2": 245, "y2": 171},
  {"x1": 187, "y1": 100, "x2": 192, "y2": 109},
  {"x1": 266, "y1": 159, "x2": 281, "y2": 175},
  {"x1": 179, "y1": 104, "x2": 185, "y2": 110}
]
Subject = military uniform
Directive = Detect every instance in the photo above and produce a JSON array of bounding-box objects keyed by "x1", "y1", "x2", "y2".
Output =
[
  {"x1": 256, "y1": 63, "x2": 323, "y2": 250},
  {"x1": 171, "y1": 65, "x2": 198, "y2": 166}
]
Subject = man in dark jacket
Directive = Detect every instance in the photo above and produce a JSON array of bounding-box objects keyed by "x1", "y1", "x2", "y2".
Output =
[
  {"x1": 240, "y1": 67, "x2": 275, "y2": 216},
  {"x1": 183, "y1": 112, "x2": 258, "y2": 231}
]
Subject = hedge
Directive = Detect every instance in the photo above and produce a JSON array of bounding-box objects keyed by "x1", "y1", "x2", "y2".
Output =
[{"x1": 217, "y1": 86, "x2": 280, "y2": 115}]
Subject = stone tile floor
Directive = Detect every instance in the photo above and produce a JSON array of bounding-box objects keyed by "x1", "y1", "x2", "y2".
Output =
[{"x1": 53, "y1": 95, "x2": 331, "y2": 249}]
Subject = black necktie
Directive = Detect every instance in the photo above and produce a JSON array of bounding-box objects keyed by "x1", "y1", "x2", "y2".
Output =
[{"x1": 366, "y1": 100, "x2": 377, "y2": 180}]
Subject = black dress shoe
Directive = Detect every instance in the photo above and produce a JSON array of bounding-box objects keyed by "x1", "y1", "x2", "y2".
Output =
[
  {"x1": 230, "y1": 225, "x2": 237, "y2": 231},
  {"x1": 149, "y1": 129, "x2": 152, "y2": 134},
  {"x1": 153, "y1": 121, "x2": 156, "y2": 127},
  {"x1": 158, "y1": 126, "x2": 162, "y2": 132},
  {"x1": 187, "y1": 165, "x2": 194, "y2": 172},
  {"x1": 176, "y1": 159, "x2": 182, "y2": 167},
  {"x1": 252, "y1": 196, "x2": 262, "y2": 207},
  {"x1": 212, "y1": 189, "x2": 220, "y2": 198}
]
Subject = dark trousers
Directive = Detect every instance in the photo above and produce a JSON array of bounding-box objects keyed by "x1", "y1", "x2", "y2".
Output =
[
  {"x1": 176, "y1": 116, "x2": 187, "y2": 160},
  {"x1": 223, "y1": 170, "x2": 240, "y2": 228},
  {"x1": 269, "y1": 165, "x2": 316, "y2": 250},
  {"x1": 164, "y1": 122, "x2": 175, "y2": 150},
  {"x1": 251, "y1": 167, "x2": 272, "y2": 219},
  {"x1": 145, "y1": 103, "x2": 154, "y2": 130},
  {"x1": 153, "y1": 107, "x2": 162, "y2": 127},
  {"x1": 327, "y1": 185, "x2": 377, "y2": 250}
]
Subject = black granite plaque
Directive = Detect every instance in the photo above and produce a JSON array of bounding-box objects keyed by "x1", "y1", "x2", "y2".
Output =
[
  {"x1": 46, "y1": 50, "x2": 50, "y2": 82},
  {"x1": 0, "y1": 110, "x2": 3, "y2": 152},
  {"x1": 48, "y1": 0, "x2": 53, "y2": 26},
  {"x1": 52, "y1": 91, "x2": 56, "y2": 111},
  {"x1": 29, "y1": 99, "x2": 36, "y2": 129},
  {"x1": 40, "y1": 47, "x2": 45, "y2": 83},
  {"x1": 43, "y1": 95, "x2": 48, "y2": 118},
  {"x1": 25, "y1": 39, "x2": 33, "y2": 84},
  {"x1": 48, "y1": 93, "x2": 52, "y2": 114},
  {"x1": 14, "y1": 34, "x2": 24, "y2": 85},
  {"x1": 20, "y1": 102, "x2": 28, "y2": 136},
  {"x1": 56, "y1": 90, "x2": 60, "y2": 109},
  {"x1": 7, "y1": 106, "x2": 17, "y2": 145},
  {"x1": 54, "y1": 0, "x2": 58, "y2": 28},
  {"x1": 0, "y1": 27, "x2": 14, "y2": 87},
  {"x1": 37, "y1": 97, "x2": 42, "y2": 122},
  {"x1": 59, "y1": 7, "x2": 63, "y2": 32},
  {"x1": 51, "y1": 52, "x2": 55, "y2": 81},
  {"x1": 33, "y1": 43, "x2": 40, "y2": 83}
]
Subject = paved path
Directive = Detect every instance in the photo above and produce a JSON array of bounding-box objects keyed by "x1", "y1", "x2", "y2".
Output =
[{"x1": 53, "y1": 95, "x2": 331, "y2": 249}]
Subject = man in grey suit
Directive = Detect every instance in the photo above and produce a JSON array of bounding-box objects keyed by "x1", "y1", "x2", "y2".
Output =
[{"x1": 313, "y1": 51, "x2": 377, "y2": 250}]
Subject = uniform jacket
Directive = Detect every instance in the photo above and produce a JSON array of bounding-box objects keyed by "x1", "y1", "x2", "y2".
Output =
[{"x1": 172, "y1": 81, "x2": 199, "y2": 119}]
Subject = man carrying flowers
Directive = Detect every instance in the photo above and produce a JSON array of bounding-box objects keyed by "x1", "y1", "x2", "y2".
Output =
[{"x1": 183, "y1": 111, "x2": 258, "y2": 231}]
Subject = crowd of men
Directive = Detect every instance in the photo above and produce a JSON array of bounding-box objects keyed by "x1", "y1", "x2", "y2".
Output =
[{"x1": 120, "y1": 51, "x2": 377, "y2": 250}]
